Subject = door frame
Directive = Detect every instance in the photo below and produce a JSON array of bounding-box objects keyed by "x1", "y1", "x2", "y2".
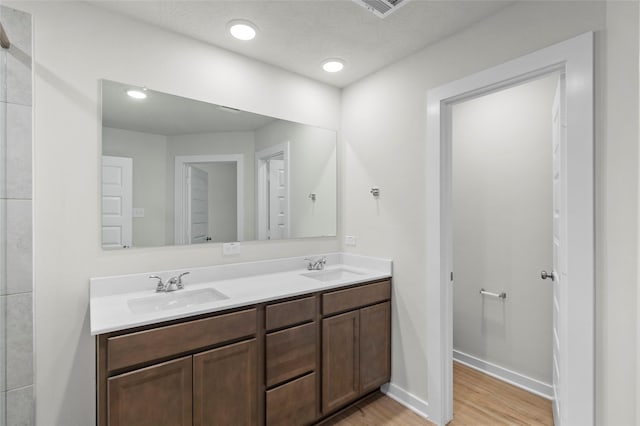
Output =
[
  {"x1": 174, "y1": 154, "x2": 244, "y2": 245},
  {"x1": 255, "y1": 142, "x2": 290, "y2": 240},
  {"x1": 425, "y1": 32, "x2": 593, "y2": 426}
]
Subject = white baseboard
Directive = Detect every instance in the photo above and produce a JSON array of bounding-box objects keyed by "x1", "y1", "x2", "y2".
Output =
[
  {"x1": 453, "y1": 350, "x2": 553, "y2": 400},
  {"x1": 381, "y1": 382, "x2": 430, "y2": 420}
]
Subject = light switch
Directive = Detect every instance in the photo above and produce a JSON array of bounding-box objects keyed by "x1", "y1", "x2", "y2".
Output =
[
  {"x1": 345, "y1": 235, "x2": 357, "y2": 246},
  {"x1": 132, "y1": 208, "x2": 145, "y2": 218}
]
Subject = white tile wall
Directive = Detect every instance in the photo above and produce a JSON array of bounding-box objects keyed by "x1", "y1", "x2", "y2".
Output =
[
  {"x1": 5, "y1": 104, "x2": 31, "y2": 200},
  {"x1": 0, "y1": 199, "x2": 5, "y2": 296},
  {"x1": 0, "y1": 101, "x2": 5, "y2": 200},
  {"x1": 0, "y1": 296, "x2": 5, "y2": 393},
  {"x1": 1, "y1": 6, "x2": 31, "y2": 107},
  {"x1": 5, "y1": 200, "x2": 31, "y2": 295},
  {"x1": 5, "y1": 293, "x2": 32, "y2": 390},
  {"x1": 0, "y1": 6, "x2": 32, "y2": 426},
  {"x1": 0, "y1": 391, "x2": 5, "y2": 426},
  {"x1": 6, "y1": 386, "x2": 34, "y2": 426}
]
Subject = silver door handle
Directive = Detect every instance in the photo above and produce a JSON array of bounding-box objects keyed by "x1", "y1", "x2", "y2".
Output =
[{"x1": 541, "y1": 270, "x2": 555, "y2": 281}]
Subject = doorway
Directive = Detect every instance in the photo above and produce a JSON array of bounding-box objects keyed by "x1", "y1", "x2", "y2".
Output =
[
  {"x1": 174, "y1": 154, "x2": 244, "y2": 244},
  {"x1": 450, "y1": 73, "x2": 559, "y2": 423},
  {"x1": 255, "y1": 142, "x2": 290, "y2": 240},
  {"x1": 425, "y1": 33, "x2": 594, "y2": 426}
]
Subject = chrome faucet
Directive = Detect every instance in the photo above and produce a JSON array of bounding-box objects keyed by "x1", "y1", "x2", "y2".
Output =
[
  {"x1": 149, "y1": 272, "x2": 190, "y2": 292},
  {"x1": 305, "y1": 256, "x2": 327, "y2": 271}
]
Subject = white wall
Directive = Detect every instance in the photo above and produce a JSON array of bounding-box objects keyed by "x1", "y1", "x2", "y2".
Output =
[
  {"x1": 255, "y1": 120, "x2": 337, "y2": 238},
  {"x1": 452, "y1": 75, "x2": 556, "y2": 385},
  {"x1": 102, "y1": 127, "x2": 170, "y2": 246},
  {"x1": 167, "y1": 131, "x2": 256, "y2": 241},
  {"x1": 342, "y1": 1, "x2": 638, "y2": 424},
  {"x1": 8, "y1": 2, "x2": 341, "y2": 424}
]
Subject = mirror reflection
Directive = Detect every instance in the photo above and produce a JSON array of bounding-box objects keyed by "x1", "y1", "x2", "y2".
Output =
[{"x1": 101, "y1": 80, "x2": 337, "y2": 249}]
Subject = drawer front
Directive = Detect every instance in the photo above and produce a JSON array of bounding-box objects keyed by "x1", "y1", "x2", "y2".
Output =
[
  {"x1": 266, "y1": 322, "x2": 317, "y2": 387},
  {"x1": 322, "y1": 280, "x2": 391, "y2": 316},
  {"x1": 266, "y1": 296, "x2": 316, "y2": 331},
  {"x1": 107, "y1": 308, "x2": 257, "y2": 371},
  {"x1": 266, "y1": 372, "x2": 317, "y2": 426}
]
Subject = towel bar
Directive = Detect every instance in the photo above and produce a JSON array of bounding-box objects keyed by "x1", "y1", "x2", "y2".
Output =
[{"x1": 479, "y1": 288, "x2": 507, "y2": 299}]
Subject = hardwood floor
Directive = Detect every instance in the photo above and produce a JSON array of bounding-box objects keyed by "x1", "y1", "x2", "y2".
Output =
[
  {"x1": 321, "y1": 392, "x2": 427, "y2": 426},
  {"x1": 450, "y1": 362, "x2": 553, "y2": 425},
  {"x1": 326, "y1": 362, "x2": 553, "y2": 426}
]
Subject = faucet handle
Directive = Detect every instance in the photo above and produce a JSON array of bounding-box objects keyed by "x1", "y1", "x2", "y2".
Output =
[
  {"x1": 149, "y1": 275, "x2": 165, "y2": 292},
  {"x1": 304, "y1": 258, "x2": 315, "y2": 270},
  {"x1": 176, "y1": 272, "x2": 190, "y2": 289}
]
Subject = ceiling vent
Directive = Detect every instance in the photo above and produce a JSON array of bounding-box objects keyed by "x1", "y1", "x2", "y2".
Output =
[{"x1": 353, "y1": 0, "x2": 409, "y2": 18}]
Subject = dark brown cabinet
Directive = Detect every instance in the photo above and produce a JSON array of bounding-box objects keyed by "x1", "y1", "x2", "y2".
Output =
[
  {"x1": 265, "y1": 296, "x2": 318, "y2": 426},
  {"x1": 97, "y1": 308, "x2": 258, "y2": 426},
  {"x1": 266, "y1": 372, "x2": 317, "y2": 426},
  {"x1": 97, "y1": 279, "x2": 391, "y2": 426},
  {"x1": 359, "y1": 302, "x2": 391, "y2": 393},
  {"x1": 194, "y1": 339, "x2": 257, "y2": 426},
  {"x1": 107, "y1": 356, "x2": 193, "y2": 426},
  {"x1": 321, "y1": 280, "x2": 391, "y2": 416},
  {"x1": 321, "y1": 311, "x2": 360, "y2": 413}
]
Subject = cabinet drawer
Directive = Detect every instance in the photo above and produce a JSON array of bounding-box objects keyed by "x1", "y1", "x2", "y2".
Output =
[
  {"x1": 266, "y1": 372, "x2": 317, "y2": 426},
  {"x1": 107, "y1": 308, "x2": 257, "y2": 371},
  {"x1": 322, "y1": 280, "x2": 391, "y2": 316},
  {"x1": 266, "y1": 296, "x2": 316, "y2": 331},
  {"x1": 266, "y1": 322, "x2": 317, "y2": 387}
]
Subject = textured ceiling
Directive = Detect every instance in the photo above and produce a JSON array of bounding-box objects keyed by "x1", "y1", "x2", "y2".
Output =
[
  {"x1": 102, "y1": 80, "x2": 276, "y2": 135},
  {"x1": 92, "y1": 0, "x2": 514, "y2": 88}
]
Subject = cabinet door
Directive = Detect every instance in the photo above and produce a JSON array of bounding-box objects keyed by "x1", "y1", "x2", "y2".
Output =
[
  {"x1": 193, "y1": 339, "x2": 257, "y2": 426},
  {"x1": 107, "y1": 356, "x2": 192, "y2": 426},
  {"x1": 359, "y1": 301, "x2": 391, "y2": 393},
  {"x1": 322, "y1": 310, "x2": 359, "y2": 414}
]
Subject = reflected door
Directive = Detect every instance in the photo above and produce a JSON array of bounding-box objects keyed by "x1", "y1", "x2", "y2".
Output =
[
  {"x1": 256, "y1": 143, "x2": 290, "y2": 241},
  {"x1": 102, "y1": 155, "x2": 132, "y2": 249},
  {"x1": 189, "y1": 166, "x2": 209, "y2": 244},
  {"x1": 268, "y1": 159, "x2": 288, "y2": 240}
]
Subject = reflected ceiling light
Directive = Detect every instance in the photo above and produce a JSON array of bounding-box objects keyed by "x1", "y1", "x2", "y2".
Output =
[
  {"x1": 218, "y1": 105, "x2": 241, "y2": 114},
  {"x1": 126, "y1": 88, "x2": 147, "y2": 99},
  {"x1": 322, "y1": 59, "x2": 345, "y2": 73},
  {"x1": 228, "y1": 20, "x2": 257, "y2": 41}
]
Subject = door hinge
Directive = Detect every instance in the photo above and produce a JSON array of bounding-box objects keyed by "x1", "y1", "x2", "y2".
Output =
[{"x1": 450, "y1": 272, "x2": 454, "y2": 281}]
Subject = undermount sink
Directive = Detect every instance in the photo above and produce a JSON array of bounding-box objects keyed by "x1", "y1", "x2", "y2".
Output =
[
  {"x1": 301, "y1": 268, "x2": 365, "y2": 282},
  {"x1": 128, "y1": 288, "x2": 229, "y2": 315}
]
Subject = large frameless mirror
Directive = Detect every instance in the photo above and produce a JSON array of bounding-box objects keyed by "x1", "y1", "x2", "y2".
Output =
[{"x1": 101, "y1": 80, "x2": 337, "y2": 249}]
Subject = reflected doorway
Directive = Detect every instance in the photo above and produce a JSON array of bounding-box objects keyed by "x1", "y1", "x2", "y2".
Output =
[
  {"x1": 175, "y1": 154, "x2": 244, "y2": 244},
  {"x1": 256, "y1": 142, "x2": 290, "y2": 240}
]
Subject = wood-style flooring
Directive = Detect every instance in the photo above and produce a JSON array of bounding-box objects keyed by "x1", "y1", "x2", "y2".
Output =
[
  {"x1": 326, "y1": 362, "x2": 553, "y2": 425},
  {"x1": 450, "y1": 362, "x2": 553, "y2": 425}
]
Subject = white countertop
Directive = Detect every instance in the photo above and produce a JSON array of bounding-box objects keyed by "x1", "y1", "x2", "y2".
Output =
[{"x1": 90, "y1": 253, "x2": 392, "y2": 335}]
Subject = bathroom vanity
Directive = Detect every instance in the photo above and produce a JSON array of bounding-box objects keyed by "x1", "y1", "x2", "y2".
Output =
[{"x1": 91, "y1": 254, "x2": 392, "y2": 425}]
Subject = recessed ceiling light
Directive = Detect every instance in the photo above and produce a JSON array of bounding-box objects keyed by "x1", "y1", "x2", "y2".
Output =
[
  {"x1": 322, "y1": 59, "x2": 345, "y2": 73},
  {"x1": 228, "y1": 20, "x2": 257, "y2": 41},
  {"x1": 126, "y1": 88, "x2": 147, "y2": 99}
]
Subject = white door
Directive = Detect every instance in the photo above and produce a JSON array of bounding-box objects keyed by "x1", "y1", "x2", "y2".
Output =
[
  {"x1": 550, "y1": 76, "x2": 567, "y2": 425},
  {"x1": 102, "y1": 156, "x2": 132, "y2": 249},
  {"x1": 255, "y1": 143, "x2": 290, "y2": 241},
  {"x1": 268, "y1": 158, "x2": 288, "y2": 240},
  {"x1": 188, "y1": 165, "x2": 209, "y2": 244}
]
